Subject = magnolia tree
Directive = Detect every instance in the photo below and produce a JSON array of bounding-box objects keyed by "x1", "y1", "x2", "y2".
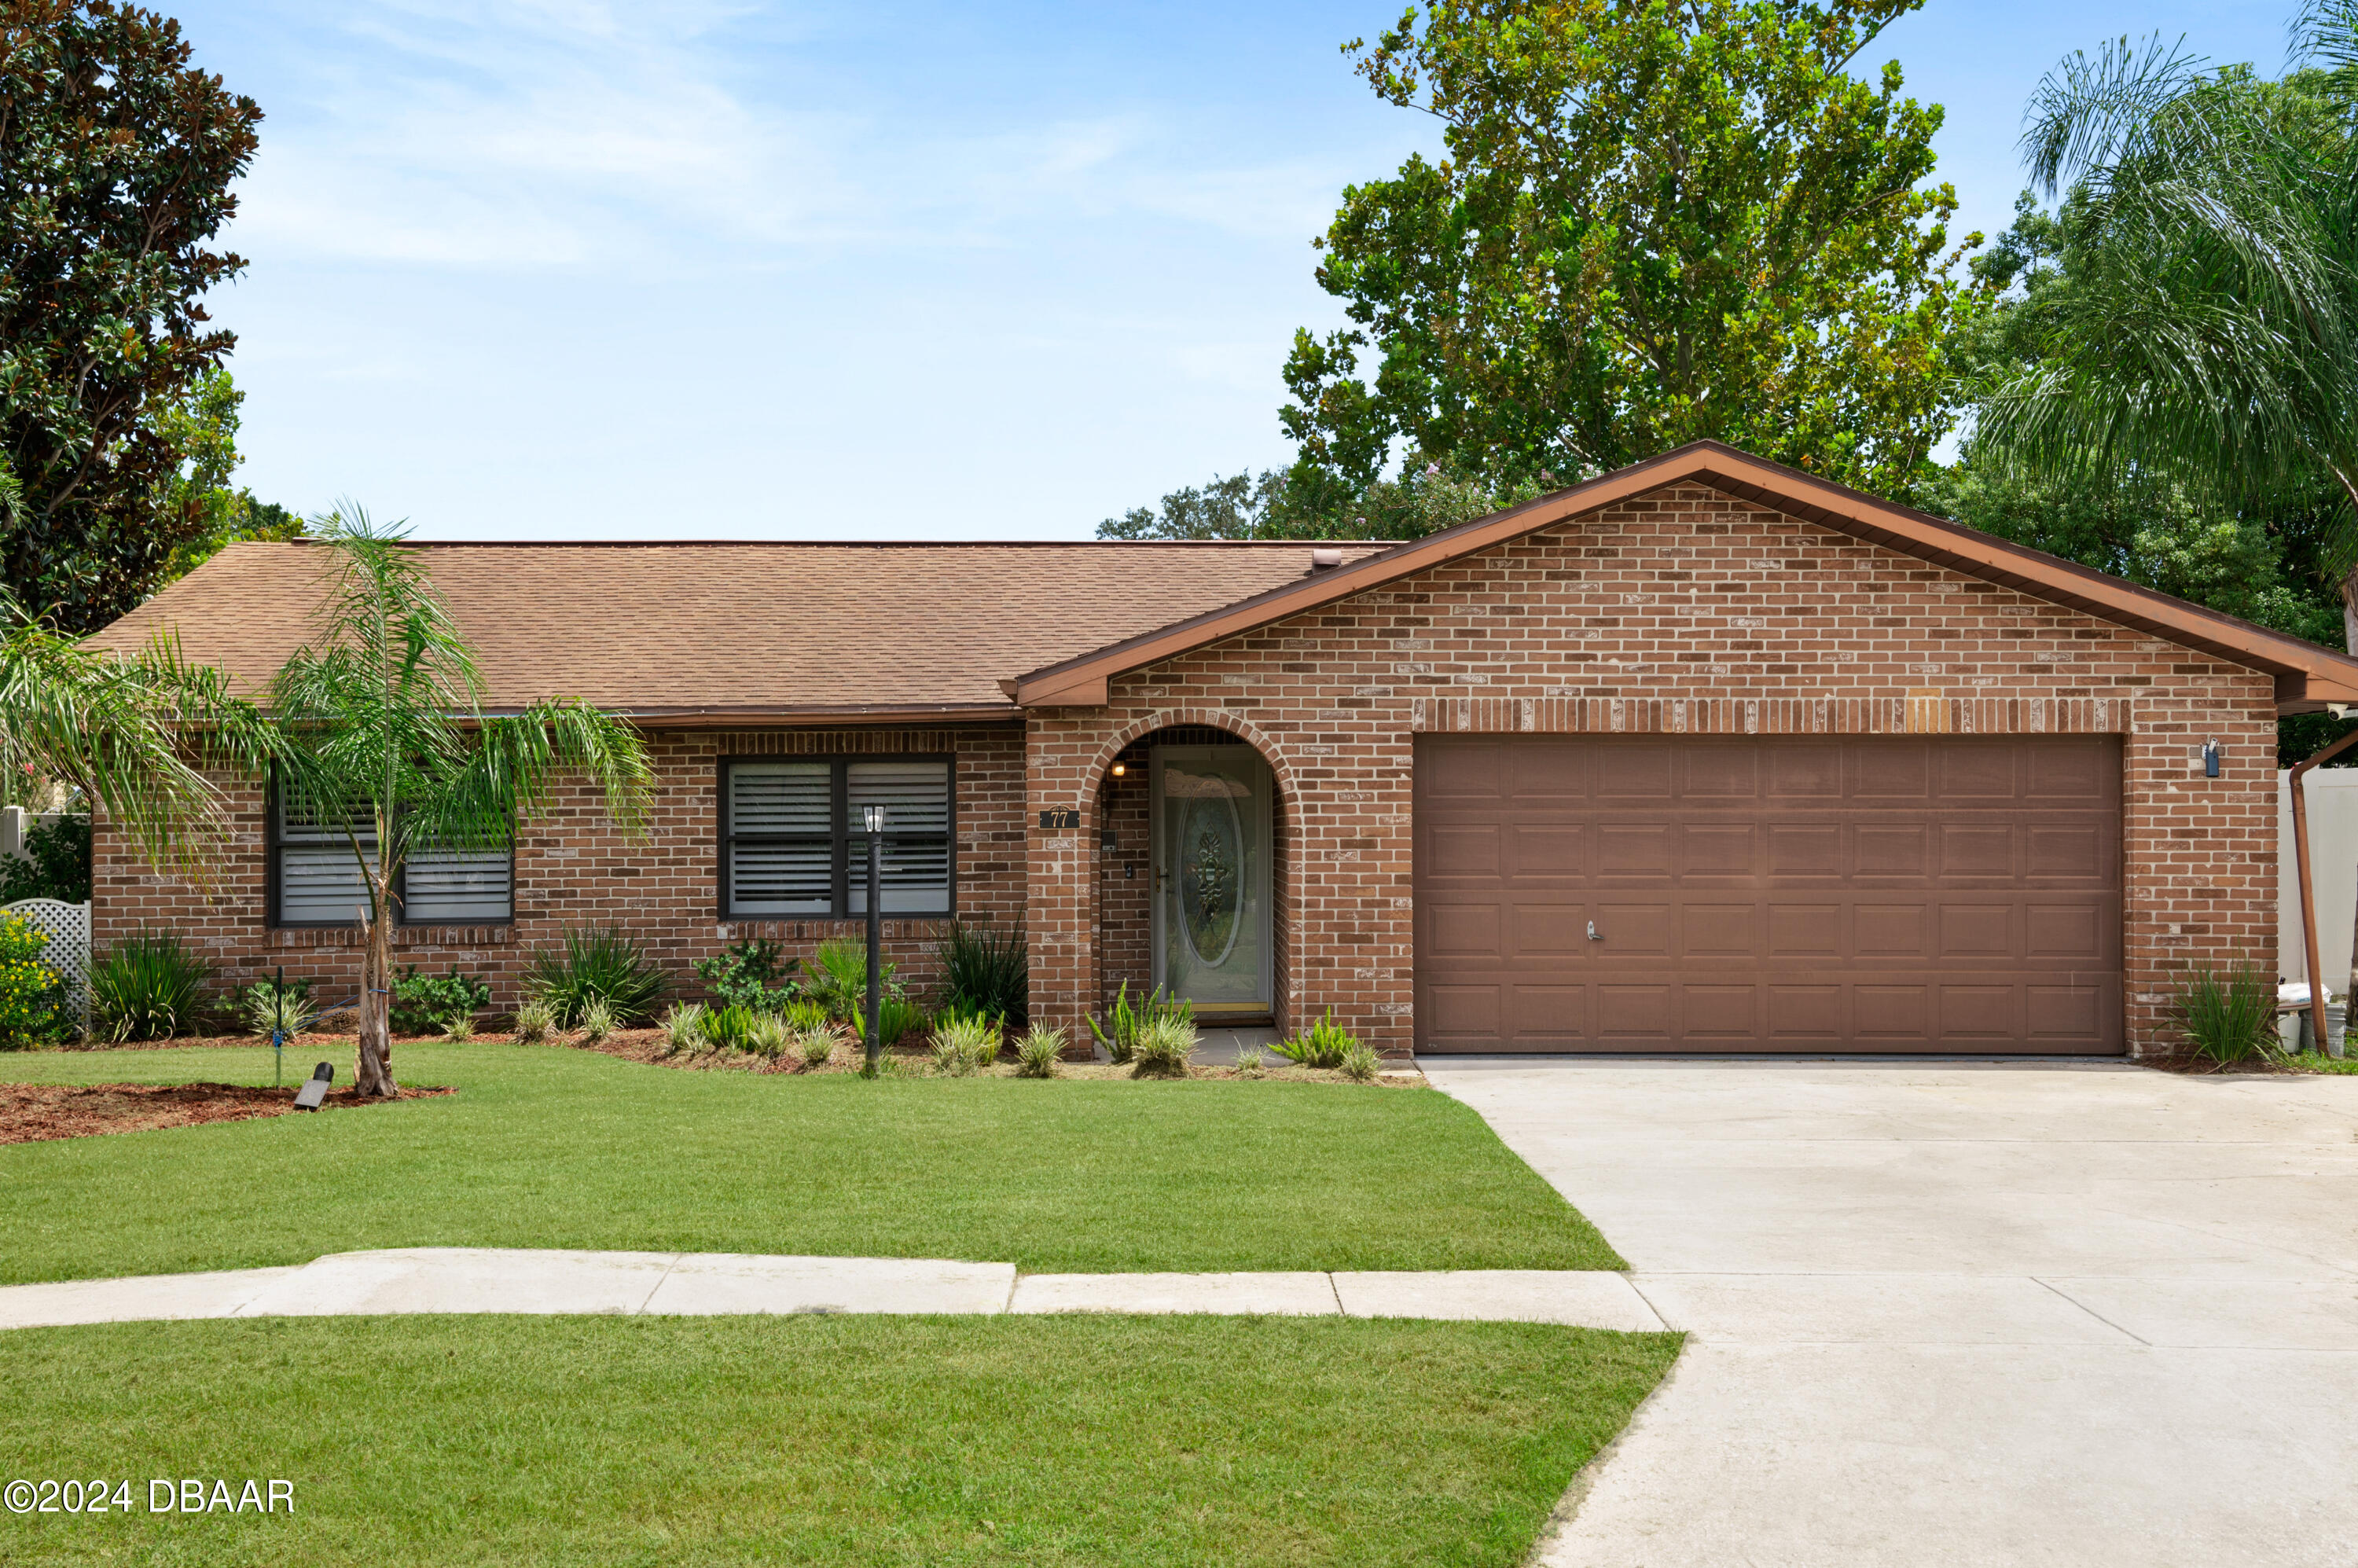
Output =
[{"x1": 270, "y1": 505, "x2": 652, "y2": 1096}]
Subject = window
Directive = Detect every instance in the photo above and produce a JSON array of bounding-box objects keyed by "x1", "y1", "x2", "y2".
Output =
[
  {"x1": 270, "y1": 781, "x2": 513, "y2": 927},
  {"x1": 722, "y1": 757, "x2": 953, "y2": 918}
]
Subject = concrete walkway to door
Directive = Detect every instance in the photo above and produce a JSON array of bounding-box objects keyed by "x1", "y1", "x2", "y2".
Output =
[{"x1": 1421, "y1": 1057, "x2": 2358, "y2": 1568}]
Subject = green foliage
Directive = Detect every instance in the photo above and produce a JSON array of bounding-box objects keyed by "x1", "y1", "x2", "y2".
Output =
[
  {"x1": 510, "y1": 999, "x2": 556, "y2": 1045},
  {"x1": 240, "y1": 976, "x2": 314, "y2": 1041},
  {"x1": 1339, "y1": 1041, "x2": 1381, "y2": 1082},
  {"x1": 703, "y1": 1004, "x2": 758, "y2": 1054},
  {"x1": 935, "y1": 921, "x2": 1028, "y2": 1025},
  {"x1": 692, "y1": 938, "x2": 801, "y2": 1012},
  {"x1": 578, "y1": 998, "x2": 618, "y2": 1045},
  {"x1": 850, "y1": 995, "x2": 924, "y2": 1050},
  {"x1": 1970, "y1": 20, "x2": 2358, "y2": 615},
  {"x1": 1097, "y1": 457, "x2": 1548, "y2": 543},
  {"x1": 1273, "y1": 1010, "x2": 1361, "y2": 1070},
  {"x1": 1131, "y1": 1012, "x2": 1198, "y2": 1076},
  {"x1": 780, "y1": 998, "x2": 830, "y2": 1033},
  {"x1": 0, "y1": 811, "x2": 88, "y2": 903},
  {"x1": 929, "y1": 1012, "x2": 1001, "y2": 1076},
  {"x1": 2174, "y1": 964, "x2": 2282, "y2": 1066},
  {"x1": 1086, "y1": 982, "x2": 1192, "y2": 1066},
  {"x1": 150, "y1": 369, "x2": 305, "y2": 589},
  {"x1": 525, "y1": 927, "x2": 670, "y2": 1026},
  {"x1": 659, "y1": 1002, "x2": 707, "y2": 1056},
  {"x1": 441, "y1": 1014, "x2": 475, "y2": 1043},
  {"x1": 88, "y1": 931, "x2": 211, "y2": 1043},
  {"x1": 0, "y1": 913, "x2": 68, "y2": 1047},
  {"x1": 1232, "y1": 1044, "x2": 1265, "y2": 1077},
  {"x1": 807, "y1": 936, "x2": 902, "y2": 1021},
  {"x1": 388, "y1": 965, "x2": 491, "y2": 1037},
  {"x1": 0, "y1": 4, "x2": 264, "y2": 631},
  {"x1": 1280, "y1": 0, "x2": 1986, "y2": 509},
  {"x1": 1016, "y1": 1024, "x2": 1066, "y2": 1078},
  {"x1": 795, "y1": 1023, "x2": 841, "y2": 1070}
]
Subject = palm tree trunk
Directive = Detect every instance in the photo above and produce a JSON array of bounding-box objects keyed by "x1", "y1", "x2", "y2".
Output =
[{"x1": 354, "y1": 908, "x2": 396, "y2": 1096}]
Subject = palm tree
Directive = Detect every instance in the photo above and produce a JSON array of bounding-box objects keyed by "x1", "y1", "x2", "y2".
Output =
[
  {"x1": 1974, "y1": 6, "x2": 2358, "y2": 644},
  {"x1": 269, "y1": 505, "x2": 654, "y2": 1096},
  {"x1": 0, "y1": 459, "x2": 270, "y2": 876}
]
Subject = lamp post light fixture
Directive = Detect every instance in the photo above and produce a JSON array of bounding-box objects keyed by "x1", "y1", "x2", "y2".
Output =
[{"x1": 861, "y1": 805, "x2": 884, "y2": 1074}]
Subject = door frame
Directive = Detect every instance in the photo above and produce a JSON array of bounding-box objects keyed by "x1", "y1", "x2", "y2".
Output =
[{"x1": 1149, "y1": 742, "x2": 1275, "y2": 1017}]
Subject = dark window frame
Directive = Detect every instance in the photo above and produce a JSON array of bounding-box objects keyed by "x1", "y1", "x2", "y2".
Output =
[
  {"x1": 715, "y1": 753, "x2": 958, "y2": 921},
  {"x1": 265, "y1": 774, "x2": 516, "y2": 930}
]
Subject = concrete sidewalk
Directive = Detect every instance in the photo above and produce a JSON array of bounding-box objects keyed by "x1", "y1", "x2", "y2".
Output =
[
  {"x1": 1425, "y1": 1058, "x2": 2358, "y2": 1568},
  {"x1": 0, "y1": 1248, "x2": 1666, "y2": 1331}
]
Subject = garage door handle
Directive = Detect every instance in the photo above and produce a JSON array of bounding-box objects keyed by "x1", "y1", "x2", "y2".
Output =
[{"x1": 1587, "y1": 921, "x2": 1603, "y2": 941}]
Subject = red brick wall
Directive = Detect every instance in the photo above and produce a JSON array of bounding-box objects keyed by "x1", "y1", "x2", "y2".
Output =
[
  {"x1": 1023, "y1": 481, "x2": 2277, "y2": 1058},
  {"x1": 94, "y1": 725, "x2": 1026, "y2": 1018}
]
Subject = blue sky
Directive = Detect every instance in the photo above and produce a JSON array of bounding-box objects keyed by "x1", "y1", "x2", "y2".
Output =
[{"x1": 172, "y1": 0, "x2": 2285, "y2": 541}]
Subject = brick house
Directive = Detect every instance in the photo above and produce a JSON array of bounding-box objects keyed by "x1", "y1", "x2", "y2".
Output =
[{"x1": 88, "y1": 442, "x2": 2358, "y2": 1059}]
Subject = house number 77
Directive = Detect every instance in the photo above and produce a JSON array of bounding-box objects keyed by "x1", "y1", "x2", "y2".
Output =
[{"x1": 1038, "y1": 809, "x2": 1080, "y2": 831}]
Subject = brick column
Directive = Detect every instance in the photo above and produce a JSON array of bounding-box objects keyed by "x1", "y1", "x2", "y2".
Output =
[{"x1": 1026, "y1": 712, "x2": 1100, "y2": 1043}]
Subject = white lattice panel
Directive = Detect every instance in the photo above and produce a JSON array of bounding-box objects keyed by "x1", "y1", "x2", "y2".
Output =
[{"x1": 5, "y1": 898, "x2": 90, "y2": 1001}]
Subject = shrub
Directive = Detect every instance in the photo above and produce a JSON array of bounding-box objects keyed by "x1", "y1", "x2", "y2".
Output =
[
  {"x1": 693, "y1": 938, "x2": 801, "y2": 1012},
  {"x1": 1016, "y1": 1024, "x2": 1065, "y2": 1078},
  {"x1": 808, "y1": 936, "x2": 902, "y2": 1021},
  {"x1": 2176, "y1": 964, "x2": 2279, "y2": 1066},
  {"x1": 796, "y1": 1023, "x2": 841, "y2": 1070},
  {"x1": 241, "y1": 977, "x2": 316, "y2": 1041},
  {"x1": 930, "y1": 1012, "x2": 998, "y2": 1076},
  {"x1": 389, "y1": 965, "x2": 491, "y2": 1037},
  {"x1": 1232, "y1": 1044, "x2": 1265, "y2": 1077},
  {"x1": 781, "y1": 998, "x2": 830, "y2": 1033},
  {"x1": 525, "y1": 927, "x2": 670, "y2": 1026},
  {"x1": 578, "y1": 997, "x2": 618, "y2": 1045},
  {"x1": 89, "y1": 931, "x2": 211, "y2": 1043},
  {"x1": 850, "y1": 995, "x2": 924, "y2": 1049},
  {"x1": 0, "y1": 913, "x2": 69, "y2": 1048},
  {"x1": 1273, "y1": 1010, "x2": 1358, "y2": 1070},
  {"x1": 659, "y1": 1002, "x2": 707, "y2": 1056},
  {"x1": 0, "y1": 813, "x2": 90, "y2": 904},
  {"x1": 1338, "y1": 1041, "x2": 1379, "y2": 1081},
  {"x1": 1088, "y1": 982, "x2": 1191, "y2": 1065},
  {"x1": 744, "y1": 1012, "x2": 792, "y2": 1059},
  {"x1": 443, "y1": 1014, "x2": 476, "y2": 1043},
  {"x1": 1132, "y1": 1012, "x2": 1197, "y2": 1075},
  {"x1": 703, "y1": 1004, "x2": 757, "y2": 1053},
  {"x1": 511, "y1": 999, "x2": 557, "y2": 1044},
  {"x1": 938, "y1": 921, "x2": 1028, "y2": 1025}
]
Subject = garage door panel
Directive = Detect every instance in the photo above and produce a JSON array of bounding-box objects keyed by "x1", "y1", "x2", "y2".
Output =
[
  {"x1": 1680, "y1": 822, "x2": 1755, "y2": 876},
  {"x1": 1416, "y1": 735, "x2": 2124, "y2": 1054},
  {"x1": 1768, "y1": 903, "x2": 1841, "y2": 957},
  {"x1": 1599, "y1": 823, "x2": 1673, "y2": 876},
  {"x1": 1856, "y1": 824, "x2": 1928, "y2": 876},
  {"x1": 1939, "y1": 824, "x2": 2015, "y2": 877}
]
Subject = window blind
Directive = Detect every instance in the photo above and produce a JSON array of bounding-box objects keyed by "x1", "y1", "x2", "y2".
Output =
[{"x1": 722, "y1": 758, "x2": 953, "y2": 918}]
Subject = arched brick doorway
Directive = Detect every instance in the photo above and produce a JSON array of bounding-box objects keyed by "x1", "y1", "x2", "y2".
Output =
[{"x1": 1092, "y1": 723, "x2": 1295, "y2": 1034}]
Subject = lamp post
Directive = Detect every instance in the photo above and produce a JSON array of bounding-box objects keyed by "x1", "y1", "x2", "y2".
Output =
[{"x1": 861, "y1": 804, "x2": 883, "y2": 1074}]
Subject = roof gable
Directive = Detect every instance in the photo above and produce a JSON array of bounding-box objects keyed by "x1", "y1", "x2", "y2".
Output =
[{"x1": 1010, "y1": 442, "x2": 2358, "y2": 714}]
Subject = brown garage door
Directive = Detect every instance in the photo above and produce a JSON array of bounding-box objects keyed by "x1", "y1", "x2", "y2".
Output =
[{"x1": 1413, "y1": 734, "x2": 2123, "y2": 1054}]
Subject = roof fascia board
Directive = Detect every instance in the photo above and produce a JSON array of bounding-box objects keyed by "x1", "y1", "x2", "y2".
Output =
[{"x1": 1010, "y1": 442, "x2": 2358, "y2": 714}]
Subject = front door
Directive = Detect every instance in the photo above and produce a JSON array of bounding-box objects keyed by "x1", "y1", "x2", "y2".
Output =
[{"x1": 1151, "y1": 745, "x2": 1273, "y2": 1017}]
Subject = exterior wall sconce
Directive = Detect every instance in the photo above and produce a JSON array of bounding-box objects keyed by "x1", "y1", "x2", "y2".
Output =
[
  {"x1": 2202, "y1": 740, "x2": 2222, "y2": 778},
  {"x1": 1111, "y1": 762, "x2": 1127, "y2": 777}
]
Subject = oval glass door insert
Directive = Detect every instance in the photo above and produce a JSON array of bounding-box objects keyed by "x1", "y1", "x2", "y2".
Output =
[{"x1": 1181, "y1": 792, "x2": 1243, "y2": 966}]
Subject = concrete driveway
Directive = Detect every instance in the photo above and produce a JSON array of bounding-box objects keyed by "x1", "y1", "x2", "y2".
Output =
[{"x1": 1421, "y1": 1059, "x2": 2358, "y2": 1567}]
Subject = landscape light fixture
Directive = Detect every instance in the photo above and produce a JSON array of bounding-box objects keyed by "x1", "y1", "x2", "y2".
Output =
[
  {"x1": 861, "y1": 806, "x2": 884, "y2": 1074},
  {"x1": 292, "y1": 1061, "x2": 334, "y2": 1111}
]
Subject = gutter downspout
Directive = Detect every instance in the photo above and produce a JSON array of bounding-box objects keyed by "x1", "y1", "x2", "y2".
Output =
[{"x1": 2290, "y1": 727, "x2": 2358, "y2": 1056}]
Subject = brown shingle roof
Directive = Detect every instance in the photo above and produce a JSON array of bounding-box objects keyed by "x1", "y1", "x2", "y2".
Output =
[{"x1": 86, "y1": 540, "x2": 1389, "y2": 720}]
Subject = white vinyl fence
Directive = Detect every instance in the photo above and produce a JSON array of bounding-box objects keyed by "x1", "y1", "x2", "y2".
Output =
[{"x1": 2, "y1": 896, "x2": 90, "y2": 1024}]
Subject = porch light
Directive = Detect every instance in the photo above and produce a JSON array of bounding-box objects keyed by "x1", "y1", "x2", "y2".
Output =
[{"x1": 1111, "y1": 762, "x2": 1126, "y2": 777}]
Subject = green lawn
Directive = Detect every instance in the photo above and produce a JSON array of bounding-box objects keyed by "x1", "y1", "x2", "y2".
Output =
[
  {"x1": 0, "y1": 1043, "x2": 1622, "y2": 1281},
  {"x1": 0, "y1": 1314, "x2": 1677, "y2": 1568}
]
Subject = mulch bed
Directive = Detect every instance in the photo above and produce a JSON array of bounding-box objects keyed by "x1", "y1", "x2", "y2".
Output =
[{"x1": 0, "y1": 1081, "x2": 455, "y2": 1146}]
